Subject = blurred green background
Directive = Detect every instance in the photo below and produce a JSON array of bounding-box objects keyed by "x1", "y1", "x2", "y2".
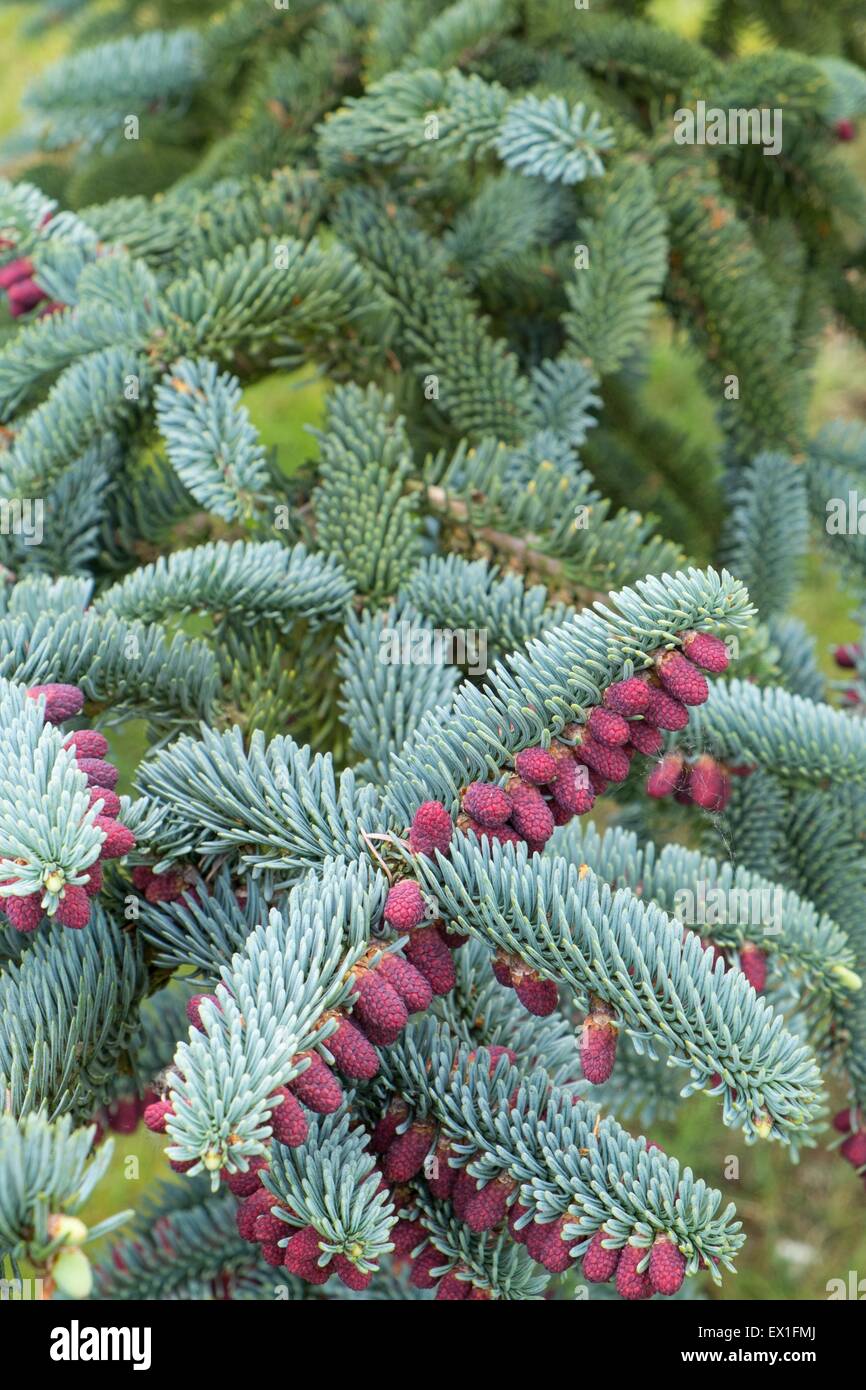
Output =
[{"x1": 2, "y1": 0, "x2": 865, "y2": 1299}]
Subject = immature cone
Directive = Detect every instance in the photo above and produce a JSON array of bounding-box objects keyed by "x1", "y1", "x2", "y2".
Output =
[
  {"x1": 237, "y1": 1189, "x2": 273, "y2": 1245},
  {"x1": 383, "y1": 879, "x2": 429, "y2": 930},
  {"x1": 508, "y1": 1201, "x2": 531, "y2": 1244},
  {"x1": 376, "y1": 952, "x2": 433, "y2": 1013},
  {"x1": 508, "y1": 782, "x2": 555, "y2": 844},
  {"x1": 835, "y1": 118, "x2": 856, "y2": 141},
  {"x1": 513, "y1": 965, "x2": 559, "y2": 1017},
  {"x1": 225, "y1": 1156, "x2": 268, "y2": 1197},
  {"x1": 463, "y1": 816, "x2": 523, "y2": 848},
  {"x1": 142, "y1": 869, "x2": 188, "y2": 903},
  {"x1": 436, "y1": 921, "x2": 466, "y2": 951},
  {"x1": 604, "y1": 677, "x2": 650, "y2": 716},
  {"x1": 143, "y1": 1099, "x2": 173, "y2": 1134},
  {"x1": 0, "y1": 256, "x2": 33, "y2": 289},
  {"x1": 77, "y1": 757, "x2": 119, "y2": 790},
  {"x1": 283, "y1": 1225, "x2": 330, "y2": 1283},
  {"x1": 570, "y1": 731, "x2": 630, "y2": 783},
  {"x1": 682, "y1": 630, "x2": 730, "y2": 673},
  {"x1": 738, "y1": 943, "x2": 768, "y2": 994},
  {"x1": 648, "y1": 1235, "x2": 686, "y2": 1296},
  {"x1": 370, "y1": 1100, "x2": 409, "y2": 1154},
  {"x1": 94, "y1": 815, "x2": 136, "y2": 859},
  {"x1": 384, "y1": 1122, "x2": 435, "y2": 1182},
  {"x1": 268, "y1": 1086, "x2": 309, "y2": 1147},
  {"x1": 627, "y1": 720, "x2": 664, "y2": 757},
  {"x1": 391, "y1": 1217, "x2": 426, "y2": 1258},
  {"x1": 288, "y1": 1051, "x2": 344, "y2": 1114},
  {"x1": 351, "y1": 968, "x2": 408, "y2": 1045},
  {"x1": 325, "y1": 1016, "x2": 380, "y2": 1080},
  {"x1": 105, "y1": 1096, "x2": 139, "y2": 1134},
  {"x1": 674, "y1": 768, "x2": 693, "y2": 805},
  {"x1": 582, "y1": 1229, "x2": 619, "y2": 1283},
  {"x1": 409, "y1": 1245, "x2": 441, "y2": 1289},
  {"x1": 443, "y1": 1165, "x2": 475, "y2": 1221},
  {"x1": 646, "y1": 752, "x2": 684, "y2": 798},
  {"x1": 168, "y1": 1157, "x2": 197, "y2": 1174},
  {"x1": 579, "y1": 997, "x2": 618, "y2": 1083},
  {"x1": 26, "y1": 682, "x2": 84, "y2": 724},
  {"x1": 655, "y1": 650, "x2": 709, "y2": 706},
  {"x1": 833, "y1": 1107, "x2": 863, "y2": 1134},
  {"x1": 186, "y1": 993, "x2": 220, "y2": 1032},
  {"x1": 255, "y1": 1211, "x2": 290, "y2": 1245},
  {"x1": 408, "y1": 801, "x2": 453, "y2": 857},
  {"x1": 644, "y1": 686, "x2": 689, "y2": 731},
  {"x1": 688, "y1": 755, "x2": 731, "y2": 812},
  {"x1": 550, "y1": 758, "x2": 595, "y2": 816},
  {"x1": 840, "y1": 1131, "x2": 866, "y2": 1167},
  {"x1": 515, "y1": 746, "x2": 559, "y2": 785},
  {"x1": 83, "y1": 863, "x2": 102, "y2": 897},
  {"x1": 462, "y1": 781, "x2": 512, "y2": 827},
  {"x1": 8, "y1": 278, "x2": 46, "y2": 316},
  {"x1": 435, "y1": 1269, "x2": 470, "y2": 1300},
  {"x1": 2, "y1": 889, "x2": 44, "y2": 932},
  {"x1": 463, "y1": 1175, "x2": 514, "y2": 1233},
  {"x1": 426, "y1": 1138, "x2": 458, "y2": 1198},
  {"x1": 525, "y1": 1215, "x2": 572, "y2": 1273},
  {"x1": 587, "y1": 706, "x2": 630, "y2": 747},
  {"x1": 615, "y1": 1243, "x2": 653, "y2": 1300},
  {"x1": 404, "y1": 924, "x2": 456, "y2": 995},
  {"x1": 88, "y1": 786, "x2": 122, "y2": 817},
  {"x1": 333, "y1": 1254, "x2": 373, "y2": 1291},
  {"x1": 54, "y1": 885, "x2": 90, "y2": 929},
  {"x1": 491, "y1": 948, "x2": 515, "y2": 988},
  {"x1": 833, "y1": 642, "x2": 860, "y2": 668},
  {"x1": 63, "y1": 730, "x2": 109, "y2": 759}
]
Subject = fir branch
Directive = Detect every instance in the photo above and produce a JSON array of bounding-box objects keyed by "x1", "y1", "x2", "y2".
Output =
[
  {"x1": 96, "y1": 541, "x2": 354, "y2": 632},
  {"x1": 19, "y1": 29, "x2": 206, "y2": 153},
  {"x1": 312, "y1": 382, "x2": 423, "y2": 599},
  {"x1": 555, "y1": 820, "x2": 860, "y2": 1008},
  {"x1": 264, "y1": 1110, "x2": 395, "y2": 1270},
  {"x1": 153, "y1": 360, "x2": 273, "y2": 523},
  {"x1": 0, "y1": 905, "x2": 147, "y2": 1119},
  {"x1": 564, "y1": 164, "x2": 668, "y2": 376},
  {"x1": 136, "y1": 729, "x2": 388, "y2": 877},
  {"x1": 379, "y1": 1021, "x2": 745, "y2": 1279},
  {"x1": 337, "y1": 603, "x2": 460, "y2": 787},
  {"x1": 495, "y1": 94, "x2": 614, "y2": 185},
  {"x1": 0, "y1": 1112, "x2": 130, "y2": 1275},
  {"x1": 412, "y1": 836, "x2": 825, "y2": 1149},
  {"x1": 385, "y1": 566, "x2": 753, "y2": 821},
  {"x1": 721, "y1": 452, "x2": 808, "y2": 617},
  {"x1": 692, "y1": 679, "x2": 866, "y2": 786}
]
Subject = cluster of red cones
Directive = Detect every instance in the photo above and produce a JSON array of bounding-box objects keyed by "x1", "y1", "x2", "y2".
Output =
[
  {"x1": 233, "y1": 1170, "x2": 378, "y2": 1289},
  {"x1": 1, "y1": 684, "x2": 135, "y2": 932},
  {"x1": 144, "y1": 935, "x2": 449, "y2": 1180},
  {"x1": 380, "y1": 1099, "x2": 687, "y2": 1298},
  {"x1": 453, "y1": 631, "x2": 729, "y2": 853},
  {"x1": 582, "y1": 1228, "x2": 686, "y2": 1299},
  {"x1": 646, "y1": 751, "x2": 738, "y2": 811}
]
